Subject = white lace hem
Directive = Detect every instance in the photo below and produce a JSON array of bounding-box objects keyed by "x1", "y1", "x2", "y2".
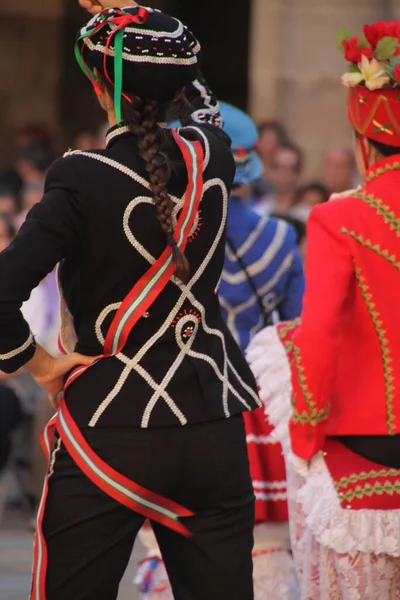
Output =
[
  {"x1": 296, "y1": 453, "x2": 400, "y2": 557},
  {"x1": 247, "y1": 326, "x2": 400, "y2": 558}
]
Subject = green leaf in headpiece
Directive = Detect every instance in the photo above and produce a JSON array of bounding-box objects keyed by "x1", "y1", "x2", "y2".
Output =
[
  {"x1": 375, "y1": 37, "x2": 399, "y2": 61},
  {"x1": 357, "y1": 37, "x2": 370, "y2": 50},
  {"x1": 383, "y1": 62, "x2": 395, "y2": 79},
  {"x1": 347, "y1": 63, "x2": 361, "y2": 73},
  {"x1": 337, "y1": 27, "x2": 352, "y2": 53}
]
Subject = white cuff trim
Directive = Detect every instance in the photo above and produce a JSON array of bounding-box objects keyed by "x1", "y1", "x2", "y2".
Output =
[{"x1": 0, "y1": 333, "x2": 34, "y2": 361}]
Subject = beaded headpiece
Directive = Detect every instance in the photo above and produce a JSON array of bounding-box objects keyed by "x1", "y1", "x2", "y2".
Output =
[
  {"x1": 76, "y1": 6, "x2": 201, "y2": 123},
  {"x1": 339, "y1": 21, "x2": 400, "y2": 149}
]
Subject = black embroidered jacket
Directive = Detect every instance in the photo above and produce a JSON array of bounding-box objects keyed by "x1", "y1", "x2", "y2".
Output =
[{"x1": 0, "y1": 81, "x2": 260, "y2": 428}]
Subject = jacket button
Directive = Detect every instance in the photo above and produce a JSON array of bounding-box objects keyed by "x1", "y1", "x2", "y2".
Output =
[{"x1": 143, "y1": 311, "x2": 150, "y2": 319}]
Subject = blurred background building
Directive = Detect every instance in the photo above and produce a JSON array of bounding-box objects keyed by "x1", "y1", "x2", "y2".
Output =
[{"x1": 1, "y1": 0, "x2": 400, "y2": 174}]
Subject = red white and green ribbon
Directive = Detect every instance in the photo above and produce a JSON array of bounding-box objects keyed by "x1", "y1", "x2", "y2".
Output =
[
  {"x1": 30, "y1": 133, "x2": 204, "y2": 599},
  {"x1": 75, "y1": 6, "x2": 150, "y2": 124},
  {"x1": 104, "y1": 131, "x2": 204, "y2": 356}
]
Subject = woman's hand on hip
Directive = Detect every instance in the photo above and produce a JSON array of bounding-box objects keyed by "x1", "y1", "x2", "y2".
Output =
[
  {"x1": 34, "y1": 353, "x2": 100, "y2": 396},
  {"x1": 79, "y1": 0, "x2": 139, "y2": 15}
]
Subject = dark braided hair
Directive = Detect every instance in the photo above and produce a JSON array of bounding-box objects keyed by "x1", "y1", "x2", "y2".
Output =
[{"x1": 121, "y1": 94, "x2": 190, "y2": 284}]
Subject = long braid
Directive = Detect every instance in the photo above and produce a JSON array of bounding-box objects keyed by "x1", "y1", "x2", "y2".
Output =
[{"x1": 121, "y1": 95, "x2": 190, "y2": 284}]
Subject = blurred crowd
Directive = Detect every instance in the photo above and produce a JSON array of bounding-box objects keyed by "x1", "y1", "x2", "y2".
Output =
[
  {"x1": 0, "y1": 116, "x2": 358, "y2": 527},
  {"x1": 250, "y1": 120, "x2": 359, "y2": 259}
]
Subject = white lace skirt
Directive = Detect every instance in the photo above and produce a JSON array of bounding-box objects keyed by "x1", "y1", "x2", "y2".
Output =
[
  {"x1": 248, "y1": 324, "x2": 400, "y2": 600},
  {"x1": 287, "y1": 463, "x2": 400, "y2": 600}
]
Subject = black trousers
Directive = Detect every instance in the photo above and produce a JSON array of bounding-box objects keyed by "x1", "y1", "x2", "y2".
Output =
[{"x1": 40, "y1": 414, "x2": 255, "y2": 600}]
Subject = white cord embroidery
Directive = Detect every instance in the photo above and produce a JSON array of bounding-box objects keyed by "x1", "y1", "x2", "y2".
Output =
[
  {"x1": 85, "y1": 38, "x2": 199, "y2": 66},
  {"x1": 68, "y1": 152, "x2": 257, "y2": 426},
  {"x1": 0, "y1": 333, "x2": 34, "y2": 361}
]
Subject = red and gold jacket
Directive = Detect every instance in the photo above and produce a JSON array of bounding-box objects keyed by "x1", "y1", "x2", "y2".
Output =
[{"x1": 286, "y1": 154, "x2": 400, "y2": 461}]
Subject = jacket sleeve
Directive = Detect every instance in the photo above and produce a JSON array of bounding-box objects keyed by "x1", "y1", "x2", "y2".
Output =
[
  {"x1": 278, "y1": 227, "x2": 305, "y2": 321},
  {"x1": 289, "y1": 203, "x2": 354, "y2": 460},
  {"x1": 0, "y1": 156, "x2": 85, "y2": 373}
]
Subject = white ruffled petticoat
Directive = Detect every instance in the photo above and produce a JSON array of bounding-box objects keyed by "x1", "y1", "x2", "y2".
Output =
[{"x1": 247, "y1": 325, "x2": 400, "y2": 600}]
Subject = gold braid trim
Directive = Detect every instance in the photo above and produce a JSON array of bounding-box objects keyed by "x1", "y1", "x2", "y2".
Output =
[
  {"x1": 278, "y1": 318, "x2": 301, "y2": 341},
  {"x1": 335, "y1": 468, "x2": 400, "y2": 491},
  {"x1": 364, "y1": 161, "x2": 400, "y2": 184},
  {"x1": 341, "y1": 228, "x2": 400, "y2": 271},
  {"x1": 292, "y1": 404, "x2": 331, "y2": 426},
  {"x1": 355, "y1": 267, "x2": 396, "y2": 434},
  {"x1": 337, "y1": 480, "x2": 400, "y2": 503},
  {"x1": 353, "y1": 192, "x2": 400, "y2": 236},
  {"x1": 291, "y1": 344, "x2": 330, "y2": 427}
]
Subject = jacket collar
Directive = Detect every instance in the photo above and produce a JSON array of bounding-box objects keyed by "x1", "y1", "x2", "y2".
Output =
[
  {"x1": 365, "y1": 153, "x2": 400, "y2": 183},
  {"x1": 105, "y1": 124, "x2": 132, "y2": 148}
]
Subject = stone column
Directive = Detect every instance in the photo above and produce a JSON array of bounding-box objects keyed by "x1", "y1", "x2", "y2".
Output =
[
  {"x1": 0, "y1": 1, "x2": 64, "y2": 167},
  {"x1": 249, "y1": 0, "x2": 387, "y2": 177},
  {"x1": 249, "y1": 0, "x2": 285, "y2": 121}
]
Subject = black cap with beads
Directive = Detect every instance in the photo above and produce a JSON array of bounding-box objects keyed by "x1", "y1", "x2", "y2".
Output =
[{"x1": 76, "y1": 5, "x2": 201, "y2": 121}]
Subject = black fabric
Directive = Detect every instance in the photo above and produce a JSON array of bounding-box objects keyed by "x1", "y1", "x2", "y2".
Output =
[
  {"x1": 79, "y1": 7, "x2": 200, "y2": 102},
  {"x1": 42, "y1": 415, "x2": 255, "y2": 600},
  {"x1": 0, "y1": 122, "x2": 259, "y2": 428},
  {"x1": 0, "y1": 384, "x2": 23, "y2": 471},
  {"x1": 337, "y1": 435, "x2": 400, "y2": 469}
]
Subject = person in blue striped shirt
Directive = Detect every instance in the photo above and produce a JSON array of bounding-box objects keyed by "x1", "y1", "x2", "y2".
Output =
[{"x1": 218, "y1": 102, "x2": 305, "y2": 353}]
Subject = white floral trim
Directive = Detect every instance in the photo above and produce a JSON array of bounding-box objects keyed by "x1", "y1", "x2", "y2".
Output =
[
  {"x1": 246, "y1": 325, "x2": 293, "y2": 451},
  {"x1": 0, "y1": 332, "x2": 34, "y2": 361},
  {"x1": 296, "y1": 453, "x2": 400, "y2": 557}
]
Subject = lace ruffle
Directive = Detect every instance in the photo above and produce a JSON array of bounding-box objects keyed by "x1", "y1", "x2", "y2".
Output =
[{"x1": 297, "y1": 453, "x2": 400, "y2": 557}]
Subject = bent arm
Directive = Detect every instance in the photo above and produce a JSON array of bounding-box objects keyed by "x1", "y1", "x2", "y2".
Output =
[{"x1": 0, "y1": 157, "x2": 85, "y2": 374}]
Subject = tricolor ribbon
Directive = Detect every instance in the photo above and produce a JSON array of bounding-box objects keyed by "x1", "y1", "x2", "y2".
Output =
[
  {"x1": 75, "y1": 6, "x2": 150, "y2": 123},
  {"x1": 30, "y1": 132, "x2": 204, "y2": 599}
]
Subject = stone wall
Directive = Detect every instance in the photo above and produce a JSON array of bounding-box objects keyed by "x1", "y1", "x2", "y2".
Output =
[
  {"x1": 0, "y1": 1, "x2": 64, "y2": 167},
  {"x1": 249, "y1": 0, "x2": 392, "y2": 176}
]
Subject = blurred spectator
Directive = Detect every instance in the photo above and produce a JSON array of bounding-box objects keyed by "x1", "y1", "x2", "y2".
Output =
[
  {"x1": 289, "y1": 182, "x2": 329, "y2": 222},
  {"x1": 0, "y1": 214, "x2": 16, "y2": 252},
  {"x1": 14, "y1": 143, "x2": 54, "y2": 228},
  {"x1": 73, "y1": 130, "x2": 98, "y2": 151},
  {"x1": 322, "y1": 148, "x2": 358, "y2": 195},
  {"x1": 254, "y1": 143, "x2": 304, "y2": 216},
  {"x1": 0, "y1": 212, "x2": 58, "y2": 521},
  {"x1": 0, "y1": 186, "x2": 20, "y2": 219},
  {"x1": 21, "y1": 183, "x2": 46, "y2": 213},
  {"x1": 0, "y1": 124, "x2": 53, "y2": 199},
  {"x1": 272, "y1": 213, "x2": 307, "y2": 261},
  {"x1": 252, "y1": 121, "x2": 290, "y2": 199},
  {"x1": 16, "y1": 142, "x2": 54, "y2": 189}
]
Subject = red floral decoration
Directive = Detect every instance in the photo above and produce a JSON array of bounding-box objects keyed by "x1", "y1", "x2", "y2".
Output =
[
  {"x1": 342, "y1": 37, "x2": 373, "y2": 63},
  {"x1": 364, "y1": 21, "x2": 400, "y2": 50}
]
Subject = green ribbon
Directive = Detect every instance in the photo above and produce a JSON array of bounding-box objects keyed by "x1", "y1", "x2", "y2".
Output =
[
  {"x1": 113, "y1": 29, "x2": 125, "y2": 124},
  {"x1": 74, "y1": 9, "x2": 131, "y2": 124}
]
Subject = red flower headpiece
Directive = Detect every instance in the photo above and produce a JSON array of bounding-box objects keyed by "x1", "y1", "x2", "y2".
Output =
[{"x1": 339, "y1": 21, "x2": 400, "y2": 146}]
